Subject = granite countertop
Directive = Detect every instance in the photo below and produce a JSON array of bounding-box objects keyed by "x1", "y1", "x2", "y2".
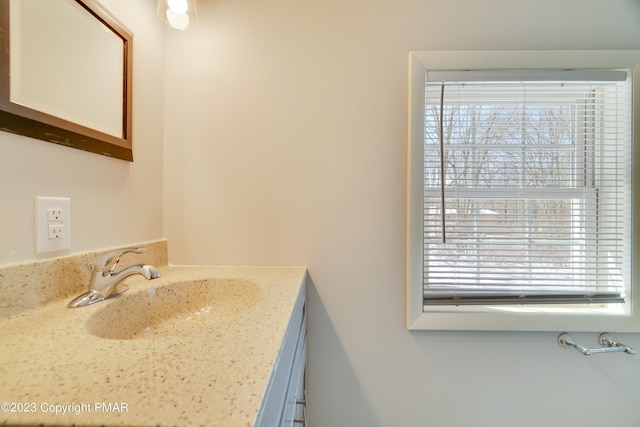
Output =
[{"x1": 0, "y1": 265, "x2": 306, "y2": 427}]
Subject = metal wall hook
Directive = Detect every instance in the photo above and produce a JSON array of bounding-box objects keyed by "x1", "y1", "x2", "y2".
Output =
[{"x1": 558, "y1": 333, "x2": 636, "y2": 356}]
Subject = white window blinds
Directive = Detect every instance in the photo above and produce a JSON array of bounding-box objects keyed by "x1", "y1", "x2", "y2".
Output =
[{"x1": 422, "y1": 71, "x2": 632, "y2": 306}]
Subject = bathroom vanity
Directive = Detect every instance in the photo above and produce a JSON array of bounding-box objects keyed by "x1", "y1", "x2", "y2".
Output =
[
  {"x1": 255, "y1": 271, "x2": 306, "y2": 426},
  {"x1": 0, "y1": 257, "x2": 307, "y2": 427}
]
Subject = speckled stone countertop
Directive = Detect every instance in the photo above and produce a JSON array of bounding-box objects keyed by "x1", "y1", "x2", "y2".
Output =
[{"x1": 0, "y1": 264, "x2": 306, "y2": 426}]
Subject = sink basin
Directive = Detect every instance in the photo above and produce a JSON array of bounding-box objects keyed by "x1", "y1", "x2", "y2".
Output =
[{"x1": 85, "y1": 279, "x2": 263, "y2": 340}]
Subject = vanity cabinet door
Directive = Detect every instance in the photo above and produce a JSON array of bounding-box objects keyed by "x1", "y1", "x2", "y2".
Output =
[
  {"x1": 254, "y1": 283, "x2": 306, "y2": 427},
  {"x1": 292, "y1": 336, "x2": 307, "y2": 426},
  {"x1": 281, "y1": 315, "x2": 306, "y2": 427}
]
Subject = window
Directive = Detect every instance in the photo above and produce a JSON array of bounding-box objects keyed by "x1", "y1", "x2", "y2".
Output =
[{"x1": 406, "y1": 51, "x2": 640, "y2": 331}]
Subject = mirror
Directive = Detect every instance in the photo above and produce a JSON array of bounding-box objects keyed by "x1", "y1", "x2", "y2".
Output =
[{"x1": 0, "y1": 0, "x2": 133, "y2": 161}]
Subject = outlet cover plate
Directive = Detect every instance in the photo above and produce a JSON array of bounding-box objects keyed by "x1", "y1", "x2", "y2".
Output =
[{"x1": 35, "y1": 196, "x2": 71, "y2": 253}]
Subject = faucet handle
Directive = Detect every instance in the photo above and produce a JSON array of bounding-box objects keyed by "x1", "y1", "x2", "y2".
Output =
[{"x1": 94, "y1": 247, "x2": 146, "y2": 272}]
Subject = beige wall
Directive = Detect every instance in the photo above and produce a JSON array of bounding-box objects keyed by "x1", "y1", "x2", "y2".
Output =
[
  {"x1": 163, "y1": 0, "x2": 640, "y2": 426},
  {"x1": 0, "y1": 0, "x2": 165, "y2": 266},
  {"x1": 3, "y1": 0, "x2": 640, "y2": 425}
]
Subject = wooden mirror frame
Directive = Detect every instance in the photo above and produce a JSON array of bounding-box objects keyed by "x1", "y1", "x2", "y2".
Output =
[{"x1": 0, "y1": 0, "x2": 134, "y2": 161}]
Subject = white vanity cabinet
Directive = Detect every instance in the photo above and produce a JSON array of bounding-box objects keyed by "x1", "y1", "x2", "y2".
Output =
[{"x1": 254, "y1": 281, "x2": 307, "y2": 427}]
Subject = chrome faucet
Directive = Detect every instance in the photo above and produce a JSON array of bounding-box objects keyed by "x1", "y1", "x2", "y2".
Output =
[{"x1": 68, "y1": 247, "x2": 161, "y2": 308}]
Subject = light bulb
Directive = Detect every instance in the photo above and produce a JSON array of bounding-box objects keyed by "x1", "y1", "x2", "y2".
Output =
[
  {"x1": 158, "y1": 0, "x2": 196, "y2": 30},
  {"x1": 166, "y1": 10, "x2": 190, "y2": 30},
  {"x1": 167, "y1": 0, "x2": 188, "y2": 15}
]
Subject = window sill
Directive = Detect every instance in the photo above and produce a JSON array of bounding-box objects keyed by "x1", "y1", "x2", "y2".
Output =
[{"x1": 406, "y1": 307, "x2": 640, "y2": 332}]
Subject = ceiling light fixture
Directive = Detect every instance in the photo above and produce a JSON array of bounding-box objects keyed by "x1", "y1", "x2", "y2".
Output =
[{"x1": 157, "y1": 0, "x2": 197, "y2": 31}]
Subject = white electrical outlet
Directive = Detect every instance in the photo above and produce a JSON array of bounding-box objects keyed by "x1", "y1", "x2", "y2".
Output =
[
  {"x1": 35, "y1": 197, "x2": 71, "y2": 253},
  {"x1": 48, "y1": 224, "x2": 63, "y2": 239},
  {"x1": 47, "y1": 208, "x2": 62, "y2": 222}
]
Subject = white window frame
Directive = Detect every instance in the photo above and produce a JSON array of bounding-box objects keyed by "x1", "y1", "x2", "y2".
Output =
[{"x1": 406, "y1": 50, "x2": 640, "y2": 331}]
